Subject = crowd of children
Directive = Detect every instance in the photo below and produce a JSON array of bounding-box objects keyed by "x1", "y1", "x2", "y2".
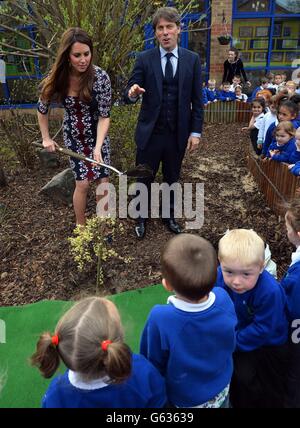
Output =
[
  {"x1": 240, "y1": 76, "x2": 300, "y2": 177},
  {"x1": 31, "y1": 211, "x2": 300, "y2": 408},
  {"x1": 203, "y1": 72, "x2": 300, "y2": 109}
]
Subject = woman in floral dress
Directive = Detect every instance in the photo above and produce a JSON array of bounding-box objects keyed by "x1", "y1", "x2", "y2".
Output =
[{"x1": 37, "y1": 27, "x2": 111, "y2": 225}]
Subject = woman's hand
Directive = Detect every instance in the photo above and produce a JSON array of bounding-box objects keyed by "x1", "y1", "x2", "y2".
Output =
[
  {"x1": 93, "y1": 146, "x2": 103, "y2": 164},
  {"x1": 42, "y1": 138, "x2": 56, "y2": 152}
]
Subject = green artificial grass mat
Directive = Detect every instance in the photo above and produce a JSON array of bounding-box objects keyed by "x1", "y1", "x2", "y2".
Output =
[{"x1": 0, "y1": 284, "x2": 169, "y2": 408}]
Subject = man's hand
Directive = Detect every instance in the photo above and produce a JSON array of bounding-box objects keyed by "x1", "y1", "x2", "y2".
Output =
[
  {"x1": 187, "y1": 136, "x2": 201, "y2": 152},
  {"x1": 128, "y1": 84, "x2": 146, "y2": 98}
]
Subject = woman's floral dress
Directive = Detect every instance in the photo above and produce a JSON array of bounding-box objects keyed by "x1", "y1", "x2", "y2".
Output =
[{"x1": 38, "y1": 65, "x2": 111, "y2": 181}]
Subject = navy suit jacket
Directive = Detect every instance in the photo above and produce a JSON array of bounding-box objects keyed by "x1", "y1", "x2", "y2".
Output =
[{"x1": 124, "y1": 47, "x2": 203, "y2": 151}]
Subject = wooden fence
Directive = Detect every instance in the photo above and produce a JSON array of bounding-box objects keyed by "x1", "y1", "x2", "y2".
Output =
[
  {"x1": 247, "y1": 147, "x2": 300, "y2": 216},
  {"x1": 204, "y1": 100, "x2": 252, "y2": 123}
]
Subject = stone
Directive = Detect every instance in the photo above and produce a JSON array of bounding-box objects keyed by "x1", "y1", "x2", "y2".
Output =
[
  {"x1": 37, "y1": 149, "x2": 59, "y2": 169},
  {"x1": 40, "y1": 168, "x2": 75, "y2": 206}
]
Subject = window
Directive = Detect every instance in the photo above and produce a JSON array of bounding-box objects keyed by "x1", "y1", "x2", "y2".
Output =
[
  {"x1": 232, "y1": 19, "x2": 271, "y2": 67},
  {"x1": 275, "y1": 0, "x2": 300, "y2": 14},
  {"x1": 237, "y1": 0, "x2": 270, "y2": 13},
  {"x1": 270, "y1": 18, "x2": 300, "y2": 66}
]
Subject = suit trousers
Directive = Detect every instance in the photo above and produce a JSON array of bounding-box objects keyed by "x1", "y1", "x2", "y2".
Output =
[{"x1": 135, "y1": 130, "x2": 185, "y2": 220}]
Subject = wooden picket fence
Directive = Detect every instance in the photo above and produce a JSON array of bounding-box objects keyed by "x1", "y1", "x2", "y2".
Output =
[
  {"x1": 247, "y1": 146, "x2": 300, "y2": 215},
  {"x1": 204, "y1": 100, "x2": 252, "y2": 123}
]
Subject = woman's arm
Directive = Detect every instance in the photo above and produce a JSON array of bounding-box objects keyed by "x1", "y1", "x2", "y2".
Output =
[
  {"x1": 37, "y1": 111, "x2": 56, "y2": 152},
  {"x1": 238, "y1": 59, "x2": 250, "y2": 86},
  {"x1": 94, "y1": 116, "x2": 110, "y2": 163}
]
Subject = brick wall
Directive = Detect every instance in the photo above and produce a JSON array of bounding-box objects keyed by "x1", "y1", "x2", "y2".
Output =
[{"x1": 209, "y1": 0, "x2": 233, "y2": 86}]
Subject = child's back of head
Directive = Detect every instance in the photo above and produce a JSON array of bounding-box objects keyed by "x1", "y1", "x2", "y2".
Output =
[
  {"x1": 31, "y1": 297, "x2": 131, "y2": 383},
  {"x1": 161, "y1": 234, "x2": 217, "y2": 301}
]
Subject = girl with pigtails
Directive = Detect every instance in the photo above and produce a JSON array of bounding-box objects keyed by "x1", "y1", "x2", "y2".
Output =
[{"x1": 31, "y1": 297, "x2": 166, "y2": 408}]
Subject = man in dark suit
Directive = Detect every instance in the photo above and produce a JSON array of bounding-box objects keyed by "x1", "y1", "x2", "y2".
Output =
[{"x1": 125, "y1": 7, "x2": 203, "y2": 238}]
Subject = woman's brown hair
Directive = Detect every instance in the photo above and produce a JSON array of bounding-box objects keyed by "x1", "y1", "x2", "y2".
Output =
[
  {"x1": 31, "y1": 297, "x2": 132, "y2": 383},
  {"x1": 40, "y1": 27, "x2": 95, "y2": 103}
]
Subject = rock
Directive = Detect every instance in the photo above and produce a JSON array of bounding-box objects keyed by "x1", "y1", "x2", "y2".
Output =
[
  {"x1": 37, "y1": 149, "x2": 59, "y2": 169},
  {"x1": 40, "y1": 168, "x2": 75, "y2": 206},
  {"x1": 1, "y1": 272, "x2": 8, "y2": 280},
  {"x1": 0, "y1": 203, "x2": 7, "y2": 214}
]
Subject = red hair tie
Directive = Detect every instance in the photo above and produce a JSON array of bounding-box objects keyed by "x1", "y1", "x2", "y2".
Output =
[
  {"x1": 101, "y1": 340, "x2": 112, "y2": 352},
  {"x1": 51, "y1": 334, "x2": 59, "y2": 347}
]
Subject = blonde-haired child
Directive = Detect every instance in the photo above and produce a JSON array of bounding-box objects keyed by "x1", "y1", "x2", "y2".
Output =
[
  {"x1": 202, "y1": 79, "x2": 219, "y2": 104},
  {"x1": 268, "y1": 121, "x2": 296, "y2": 162},
  {"x1": 286, "y1": 80, "x2": 297, "y2": 97},
  {"x1": 216, "y1": 229, "x2": 289, "y2": 408},
  {"x1": 31, "y1": 297, "x2": 166, "y2": 408}
]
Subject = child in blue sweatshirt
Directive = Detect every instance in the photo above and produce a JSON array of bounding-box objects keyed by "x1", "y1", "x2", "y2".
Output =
[
  {"x1": 31, "y1": 297, "x2": 166, "y2": 408},
  {"x1": 140, "y1": 234, "x2": 237, "y2": 408},
  {"x1": 202, "y1": 79, "x2": 219, "y2": 105},
  {"x1": 219, "y1": 82, "x2": 236, "y2": 102},
  {"x1": 288, "y1": 128, "x2": 300, "y2": 175},
  {"x1": 268, "y1": 121, "x2": 296, "y2": 162},
  {"x1": 282, "y1": 199, "x2": 300, "y2": 407},
  {"x1": 262, "y1": 100, "x2": 300, "y2": 157},
  {"x1": 216, "y1": 229, "x2": 289, "y2": 408}
]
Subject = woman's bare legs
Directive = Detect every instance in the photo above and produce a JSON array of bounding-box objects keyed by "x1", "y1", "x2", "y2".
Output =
[{"x1": 73, "y1": 179, "x2": 90, "y2": 226}]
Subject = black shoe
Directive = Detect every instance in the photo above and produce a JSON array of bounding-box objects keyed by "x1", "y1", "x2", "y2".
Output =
[
  {"x1": 135, "y1": 221, "x2": 146, "y2": 239},
  {"x1": 163, "y1": 218, "x2": 182, "y2": 234}
]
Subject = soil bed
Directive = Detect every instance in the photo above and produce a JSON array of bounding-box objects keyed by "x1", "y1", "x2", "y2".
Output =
[{"x1": 0, "y1": 122, "x2": 292, "y2": 306}]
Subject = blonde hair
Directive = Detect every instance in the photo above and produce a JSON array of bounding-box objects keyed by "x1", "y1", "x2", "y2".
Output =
[
  {"x1": 275, "y1": 121, "x2": 296, "y2": 138},
  {"x1": 31, "y1": 297, "x2": 131, "y2": 383},
  {"x1": 208, "y1": 79, "x2": 216, "y2": 85},
  {"x1": 218, "y1": 229, "x2": 265, "y2": 266},
  {"x1": 286, "y1": 80, "x2": 296, "y2": 89}
]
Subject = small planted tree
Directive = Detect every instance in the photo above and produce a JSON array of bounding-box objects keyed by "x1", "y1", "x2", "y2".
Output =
[{"x1": 68, "y1": 216, "x2": 131, "y2": 291}]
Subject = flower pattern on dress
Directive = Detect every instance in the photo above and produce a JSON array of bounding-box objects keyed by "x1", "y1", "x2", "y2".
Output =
[{"x1": 37, "y1": 65, "x2": 111, "y2": 181}]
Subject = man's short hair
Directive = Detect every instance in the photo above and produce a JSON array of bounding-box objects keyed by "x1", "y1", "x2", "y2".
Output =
[
  {"x1": 218, "y1": 229, "x2": 265, "y2": 266},
  {"x1": 152, "y1": 7, "x2": 181, "y2": 30},
  {"x1": 161, "y1": 234, "x2": 217, "y2": 301}
]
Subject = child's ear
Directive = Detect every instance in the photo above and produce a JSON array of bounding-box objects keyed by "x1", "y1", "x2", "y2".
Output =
[
  {"x1": 162, "y1": 278, "x2": 173, "y2": 292},
  {"x1": 259, "y1": 261, "x2": 265, "y2": 274},
  {"x1": 297, "y1": 231, "x2": 300, "y2": 240}
]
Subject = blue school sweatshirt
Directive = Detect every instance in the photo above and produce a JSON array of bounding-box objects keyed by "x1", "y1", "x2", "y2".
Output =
[
  {"x1": 269, "y1": 138, "x2": 296, "y2": 162},
  {"x1": 218, "y1": 90, "x2": 236, "y2": 101},
  {"x1": 41, "y1": 354, "x2": 166, "y2": 408},
  {"x1": 140, "y1": 287, "x2": 237, "y2": 407},
  {"x1": 281, "y1": 259, "x2": 300, "y2": 322},
  {"x1": 215, "y1": 268, "x2": 288, "y2": 352},
  {"x1": 290, "y1": 162, "x2": 300, "y2": 176},
  {"x1": 263, "y1": 119, "x2": 300, "y2": 156},
  {"x1": 203, "y1": 87, "x2": 219, "y2": 104}
]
